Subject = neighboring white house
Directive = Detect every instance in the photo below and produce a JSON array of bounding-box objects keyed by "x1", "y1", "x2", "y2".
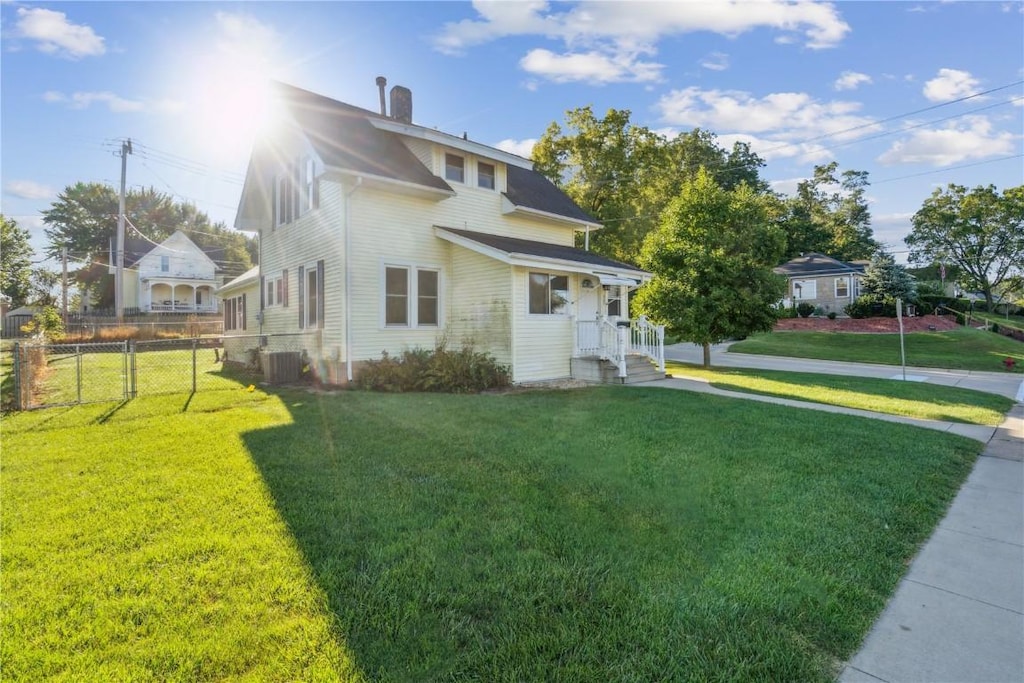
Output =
[
  {"x1": 224, "y1": 80, "x2": 661, "y2": 385},
  {"x1": 111, "y1": 230, "x2": 222, "y2": 314}
]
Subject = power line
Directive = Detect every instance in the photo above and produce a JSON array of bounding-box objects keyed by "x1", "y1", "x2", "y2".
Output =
[{"x1": 872, "y1": 153, "x2": 1024, "y2": 185}]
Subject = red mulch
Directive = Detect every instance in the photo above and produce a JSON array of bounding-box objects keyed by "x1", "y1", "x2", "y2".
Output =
[{"x1": 774, "y1": 314, "x2": 960, "y2": 334}]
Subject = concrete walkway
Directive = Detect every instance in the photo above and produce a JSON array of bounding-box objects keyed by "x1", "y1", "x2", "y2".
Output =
[{"x1": 647, "y1": 344, "x2": 1024, "y2": 682}]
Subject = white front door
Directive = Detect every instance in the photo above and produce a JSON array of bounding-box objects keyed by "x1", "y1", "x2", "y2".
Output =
[{"x1": 577, "y1": 278, "x2": 600, "y2": 320}]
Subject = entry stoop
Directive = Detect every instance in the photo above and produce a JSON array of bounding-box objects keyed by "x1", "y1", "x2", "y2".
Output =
[{"x1": 571, "y1": 355, "x2": 667, "y2": 384}]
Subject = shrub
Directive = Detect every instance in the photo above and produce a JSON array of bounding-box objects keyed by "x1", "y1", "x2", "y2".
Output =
[
  {"x1": 827, "y1": 312, "x2": 837, "y2": 320},
  {"x1": 845, "y1": 296, "x2": 899, "y2": 319},
  {"x1": 812, "y1": 306, "x2": 826, "y2": 317},
  {"x1": 778, "y1": 306, "x2": 798, "y2": 319},
  {"x1": 796, "y1": 303, "x2": 815, "y2": 318},
  {"x1": 358, "y1": 343, "x2": 510, "y2": 393}
]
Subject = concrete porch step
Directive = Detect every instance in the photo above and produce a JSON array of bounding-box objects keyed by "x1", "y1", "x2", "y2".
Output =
[{"x1": 571, "y1": 355, "x2": 667, "y2": 385}]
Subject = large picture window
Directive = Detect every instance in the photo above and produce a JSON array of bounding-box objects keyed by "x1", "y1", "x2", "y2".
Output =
[
  {"x1": 384, "y1": 265, "x2": 440, "y2": 327},
  {"x1": 792, "y1": 279, "x2": 817, "y2": 300},
  {"x1": 529, "y1": 273, "x2": 569, "y2": 315}
]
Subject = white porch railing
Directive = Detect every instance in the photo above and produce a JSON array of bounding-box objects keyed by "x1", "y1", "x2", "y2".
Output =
[{"x1": 574, "y1": 316, "x2": 665, "y2": 378}]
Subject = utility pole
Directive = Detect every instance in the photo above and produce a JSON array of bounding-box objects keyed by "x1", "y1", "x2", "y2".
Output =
[
  {"x1": 115, "y1": 138, "x2": 132, "y2": 323},
  {"x1": 61, "y1": 246, "x2": 68, "y2": 328}
]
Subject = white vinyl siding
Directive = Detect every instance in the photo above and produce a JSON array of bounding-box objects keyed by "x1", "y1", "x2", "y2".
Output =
[{"x1": 512, "y1": 267, "x2": 572, "y2": 382}]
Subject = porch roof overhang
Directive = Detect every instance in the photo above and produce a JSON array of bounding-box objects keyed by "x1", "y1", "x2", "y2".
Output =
[{"x1": 435, "y1": 226, "x2": 650, "y2": 285}]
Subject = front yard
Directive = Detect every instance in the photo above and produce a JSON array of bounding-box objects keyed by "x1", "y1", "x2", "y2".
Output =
[
  {"x1": 2, "y1": 386, "x2": 982, "y2": 681},
  {"x1": 731, "y1": 326, "x2": 1024, "y2": 372}
]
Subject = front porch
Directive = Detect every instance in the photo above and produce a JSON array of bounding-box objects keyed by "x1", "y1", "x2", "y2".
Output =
[
  {"x1": 573, "y1": 316, "x2": 666, "y2": 384},
  {"x1": 142, "y1": 279, "x2": 219, "y2": 314}
]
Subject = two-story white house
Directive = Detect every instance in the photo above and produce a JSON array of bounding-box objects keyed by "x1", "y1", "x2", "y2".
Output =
[
  {"x1": 224, "y1": 81, "x2": 662, "y2": 385},
  {"x1": 113, "y1": 230, "x2": 222, "y2": 314}
]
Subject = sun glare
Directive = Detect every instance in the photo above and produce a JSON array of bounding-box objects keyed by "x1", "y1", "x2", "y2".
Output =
[{"x1": 191, "y1": 59, "x2": 275, "y2": 163}]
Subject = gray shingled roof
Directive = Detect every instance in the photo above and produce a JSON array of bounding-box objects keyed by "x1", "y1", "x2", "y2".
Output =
[
  {"x1": 438, "y1": 227, "x2": 646, "y2": 275},
  {"x1": 774, "y1": 252, "x2": 865, "y2": 277},
  {"x1": 503, "y1": 165, "x2": 598, "y2": 224},
  {"x1": 275, "y1": 83, "x2": 453, "y2": 193},
  {"x1": 274, "y1": 83, "x2": 596, "y2": 225}
]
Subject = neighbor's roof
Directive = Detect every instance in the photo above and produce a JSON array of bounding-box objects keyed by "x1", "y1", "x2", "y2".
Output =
[
  {"x1": 270, "y1": 82, "x2": 598, "y2": 227},
  {"x1": 436, "y1": 226, "x2": 648, "y2": 281},
  {"x1": 774, "y1": 252, "x2": 865, "y2": 277},
  {"x1": 217, "y1": 266, "x2": 260, "y2": 295}
]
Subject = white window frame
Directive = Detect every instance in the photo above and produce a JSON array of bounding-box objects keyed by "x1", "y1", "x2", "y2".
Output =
[
  {"x1": 477, "y1": 161, "x2": 496, "y2": 190},
  {"x1": 792, "y1": 279, "x2": 817, "y2": 300},
  {"x1": 160, "y1": 255, "x2": 170, "y2": 272},
  {"x1": 380, "y1": 261, "x2": 442, "y2": 329},
  {"x1": 444, "y1": 153, "x2": 465, "y2": 183},
  {"x1": 835, "y1": 277, "x2": 850, "y2": 298},
  {"x1": 275, "y1": 155, "x2": 318, "y2": 227},
  {"x1": 528, "y1": 272, "x2": 570, "y2": 316},
  {"x1": 304, "y1": 262, "x2": 319, "y2": 329},
  {"x1": 265, "y1": 275, "x2": 283, "y2": 307}
]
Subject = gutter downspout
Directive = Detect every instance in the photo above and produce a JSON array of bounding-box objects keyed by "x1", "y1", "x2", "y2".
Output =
[{"x1": 345, "y1": 177, "x2": 363, "y2": 383}]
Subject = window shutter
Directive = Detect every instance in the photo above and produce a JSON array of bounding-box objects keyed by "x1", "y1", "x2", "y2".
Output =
[
  {"x1": 260, "y1": 276, "x2": 265, "y2": 310},
  {"x1": 224, "y1": 298, "x2": 230, "y2": 330},
  {"x1": 317, "y1": 260, "x2": 325, "y2": 328},
  {"x1": 282, "y1": 269, "x2": 289, "y2": 307},
  {"x1": 271, "y1": 179, "x2": 277, "y2": 229},
  {"x1": 297, "y1": 265, "x2": 305, "y2": 329},
  {"x1": 312, "y1": 177, "x2": 320, "y2": 210},
  {"x1": 242, "y1": 293, "x2": 247, "y2": 331}
]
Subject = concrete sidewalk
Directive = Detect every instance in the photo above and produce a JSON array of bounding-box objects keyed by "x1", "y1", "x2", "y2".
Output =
[
  {"x1": 839, "y1": 404, "x2": 1023, "y2": 683},
  {"x1": 643, "y1": 347, "x2": 1024, "y2": 682}
]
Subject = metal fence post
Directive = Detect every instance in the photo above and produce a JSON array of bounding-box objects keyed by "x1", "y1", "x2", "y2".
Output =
[
  {"x1": 192, "y1": 338, "x2": 198, "y2": 393},
  {"x1": 12, "y1": 342, "x2": 22, "y2": 411},
  {"x1": 129, "y1": 340, "x2": 137, "y2": 399},
  {"x1": 76, "y1": 344, "x2": 83, "y2": 405}
]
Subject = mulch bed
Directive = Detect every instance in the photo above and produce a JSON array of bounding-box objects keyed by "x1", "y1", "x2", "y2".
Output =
[{"x1": 774, "y1": 314, "x2": 960, "y2": 334}]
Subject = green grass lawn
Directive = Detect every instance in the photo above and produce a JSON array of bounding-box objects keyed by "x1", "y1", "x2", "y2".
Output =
[
  {"x1": 971, "y1": 311, "x2": 1024, "y2": 333},
  {"x1": 666, "y1": 361, "x2": 1012, "y2": 425},
  {"x1": 2, "y1": 384, "x2": 983, "y2": 681},
  {"x1": 731, "y1": 326, "x2": 1024, "y2": 372}
]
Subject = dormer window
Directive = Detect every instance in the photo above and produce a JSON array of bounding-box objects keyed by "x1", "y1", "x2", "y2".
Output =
[
  {"x1": 445, "y1": 153, "x2": 465, "y2": 183},
  {"x1": 478, "y1": 162, "x2": 495, "y2": 190}
]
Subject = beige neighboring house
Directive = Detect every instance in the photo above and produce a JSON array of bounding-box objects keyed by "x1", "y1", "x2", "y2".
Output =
[
  {"x1": 774, "y1": 253, "x2": 866, "y2": 315},
  {"x1": 223, "y1": 80, "x2": 663, "y2": 385}
]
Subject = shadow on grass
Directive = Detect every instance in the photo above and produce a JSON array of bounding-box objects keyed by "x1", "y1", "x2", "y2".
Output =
[{"x1": 239, "y1": 387, "x2": 983, "y2": 681}]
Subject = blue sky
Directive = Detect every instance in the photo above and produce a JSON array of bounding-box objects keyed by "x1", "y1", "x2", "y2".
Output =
[{"x1": 2, "y1": 1, "x2": 1022, "y2": 266}]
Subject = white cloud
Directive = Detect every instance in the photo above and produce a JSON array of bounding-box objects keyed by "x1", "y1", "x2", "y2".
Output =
[
  {"x1": 834, "y1": 70, "x2": 872, "y2": 91},
  {"x1": 700, "y1": 52, "x2": 729, "y2": 72},
  {"x1": 877, "y1": 116, "x2": 1014, "y2": 166},
  {"x1": 214, "y1": 11, "x2": 279, "y2": 64},
  {"x1": 656, "y1": 86, "x2": 878, "y2": 163},
  {"x1": 494, "y1": 138, "x2": 537, "y2": 158},
  {"x1": 520, "y1": 48, "x2": 662, "y2": 84},
  {"x1": 42, "y1": 90, "x2": 146, "y2": 113},
  {"x1": 922, "y1": 68, "x2": 981, "y2": 102},
  {"x1": 434, "y1": 0, "x2": 849, "y2": 84},
  {"x1": 15, "y1": 8, "x2": 105, "y2": 59},
  {"x1": 4, "y1": 180, "x2": 56, "y2": 200}
]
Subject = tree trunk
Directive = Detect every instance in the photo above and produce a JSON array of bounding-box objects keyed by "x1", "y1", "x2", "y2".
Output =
[
  {"x1": 983, "y1": 286, "x2": 995, "y2": 314},
  {"x1": 702, "y1": 342, "x2": 711, "y2": 368}
]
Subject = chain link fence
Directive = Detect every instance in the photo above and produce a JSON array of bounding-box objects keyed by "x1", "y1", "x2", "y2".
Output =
[{"x1": 8, "y1": 338, "x2": 228, "y2": 410}]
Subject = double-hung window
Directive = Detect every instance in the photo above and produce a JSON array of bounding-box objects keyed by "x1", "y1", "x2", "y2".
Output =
[
  {"x1": 529, "y1": 273, "x2": 569, "y2": 315},
  {"x1": 445, "y1": 154, "x2": 465, "y2": 183},
  {"x1": 160, "y1": 255, "x2": 169, "y2": 272},
  {"x1": 297, "y1": 261, "x2": 324, "y2": 329},
  {"x1": 477, "y1": 162, "x2": 495, "y2": 190},
  {"x1": 224, "y1": 294, "x2": 246, "y2": 331},
  {"x1": 835, "y1": 277, "x2": 850, "y2": 298},
  {"x1": 275, "y1": 156, "x2": 318, "y2": 227},
  {"x1": 384, "y1": 265, "x2": 440, "y2": 327},
  {"x1": 792, "y1": 279, "x2": 817, "y2": 300}
]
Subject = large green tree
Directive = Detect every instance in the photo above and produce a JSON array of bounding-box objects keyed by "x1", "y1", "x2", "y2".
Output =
[
  {"x1": 635, "y1": 169, "x2": 787, "y2": 367},
  {"x1": 907, "y1": 183, "x2": 1024, "y2": 312},
  {"x1": 532, "y1": 107, "x2": 767, "y2": 263},
  {"x1": 779, "y1": 162, "x2": 879, "y2": 261},
  {"x1": 1, "y1": 215, "x2": 34, "y2": 307},
  {"x1": 42, "y1": 183, "x2": 256, "y2": 308},
  {"x1": 859, "y1": 251, "x2": 916, "y2": 303}
]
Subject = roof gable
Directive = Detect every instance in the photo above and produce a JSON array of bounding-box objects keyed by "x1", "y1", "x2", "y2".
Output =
[{"x1": 503, "y1": 165, "x2": 599, "y2": 226}]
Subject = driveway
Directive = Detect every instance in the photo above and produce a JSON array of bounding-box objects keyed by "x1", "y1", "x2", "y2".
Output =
[{"x1": 665, "y1": 342, "x2": 1024, "y2": 401}]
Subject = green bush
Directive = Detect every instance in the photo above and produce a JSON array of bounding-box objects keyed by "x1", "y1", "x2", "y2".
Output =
[
  {"x1": 358, "y1": 344, "x2": 510, "y2": 393},
  {"x1": 796, "y1": 303, "x2": 815, "y2": 318},
  {"x1": 827, "y1": 312, "x2": 837, "y2": 320},
  {"x1": 778, "y1": 306, "x2": 798, "y2": 319}
]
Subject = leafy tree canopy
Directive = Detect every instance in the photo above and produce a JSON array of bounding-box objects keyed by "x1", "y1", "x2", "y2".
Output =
[
  {"x1": 907, "y1": 183, "x2": 1024, "y2": 312},
  {"x1": 634, "y1": 169, "x2": 787, "y2": 367},
  {"x1": 778, "y1": 162, "x2": 879, "y2": 262},
  {"x1": 532, "y1": 107, "x2": 768, "y2": 263},
  {"x1": 1, "y1": 215, "x2": 34, "y2": 307}
]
